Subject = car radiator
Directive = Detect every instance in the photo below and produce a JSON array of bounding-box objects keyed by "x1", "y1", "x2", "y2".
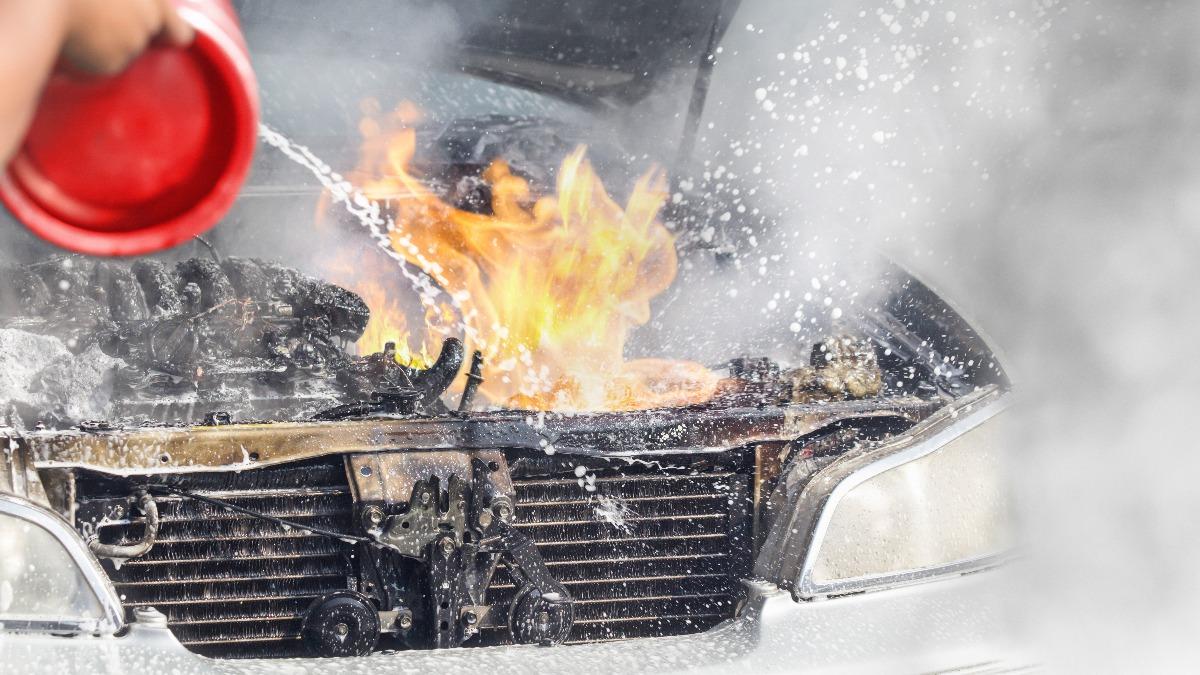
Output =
[
  {"x1": 481, "y1": 459, "x2": 755, "y2": 645},
  {"x1": 76, "y1": 452, "x2": 755, "y2": 657},
  {"x1": 77, "y1": 458, "x2": 357, "y2": 658}
]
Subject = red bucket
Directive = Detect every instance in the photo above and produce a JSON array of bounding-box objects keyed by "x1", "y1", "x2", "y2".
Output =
[{"x1": 0, "y1": 0, "x2": 259, "y2": 256}]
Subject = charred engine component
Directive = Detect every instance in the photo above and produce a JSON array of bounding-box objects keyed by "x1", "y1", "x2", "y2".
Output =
[
  {"x1": 410, "y1": 338, "x2": 466, "y2": 409},
  {"x1": 311, "y1": 387, "x2": 422, "y2": 421},
  {"x1": 71, "y1": 447, "x2": 756, "y2": 657},
  {"x1": 790, "y1": 334, "x2": 885, "y2": 401},
  {"x1": 367, "y1": 474, "x2": 469, "y2": 559},
  {"x1": 714, "y1": 335, "x2": 883, "y2": 406},
  {"x1": 426, "y1": 115, "x2": 630, "y2": 211},
  {"x1": 320, "y1": 338, "x2": 466, "y2": 420},
  {"x1": 722, "y1": 356, "x2": 787, "y2": 401},
  {"x1": 0, "y1": 256, "x2": 369, "y2": 370},
  {"x1": 84, "y1": 489, "x2": 159, "y2": 560},
  {"x1": 346, "y1": 449, "x2": 573, "y2": 649},
  {"x1": 0, "y1": 255, "x2": 473, "y2": 425},
  {"x1": 860, "y1": 309, "x2": 970, "y2": 397}
]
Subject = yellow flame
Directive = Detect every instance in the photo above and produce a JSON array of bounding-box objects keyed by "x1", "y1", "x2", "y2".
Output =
[{"x1": 336, "y1": 101, "x2": 718, "y2": 410}]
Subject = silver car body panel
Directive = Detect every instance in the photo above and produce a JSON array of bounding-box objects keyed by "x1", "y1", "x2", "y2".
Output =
[
  {"x1": 0, "y1": 496, "x2": 124, "y2": 636},
  {"x1": 0, "y1": 566, "x2": 1029, "y2": 674}
]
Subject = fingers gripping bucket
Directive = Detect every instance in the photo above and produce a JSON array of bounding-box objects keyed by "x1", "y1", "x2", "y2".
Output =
[{"x1": 0, "y1": 0, "x2": 259, "y2": 256}]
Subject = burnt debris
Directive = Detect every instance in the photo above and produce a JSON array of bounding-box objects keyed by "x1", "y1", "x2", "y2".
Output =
[
  {"x1": 712, "y1": 334, "x2": 885, "y2": 407},
  {"x1": 0, "y1": 256, "x2": 456, "y2": 426}
]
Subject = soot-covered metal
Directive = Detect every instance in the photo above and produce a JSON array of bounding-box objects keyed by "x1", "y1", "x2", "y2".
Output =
[
  {"x1": 53, "y1": 392, "x2": 934, "y2": 658},
  {"x1": 0, "y1": 255, "x2": 470, "y2": 427}
]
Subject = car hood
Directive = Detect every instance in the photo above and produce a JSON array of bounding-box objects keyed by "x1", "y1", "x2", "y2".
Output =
[{"x1": 232, "y1": 0, "x2": 741, "y2": 108}]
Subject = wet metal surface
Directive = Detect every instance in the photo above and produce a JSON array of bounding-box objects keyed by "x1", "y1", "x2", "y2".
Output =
[{"x1": 26, "y1": 397, "x2": 937, "y2": 475}]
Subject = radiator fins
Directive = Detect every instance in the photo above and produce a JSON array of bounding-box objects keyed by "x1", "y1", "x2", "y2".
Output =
[
  {"x1": 80, "y1": 459, "x2": 355, "y2": 658},
  {"x1": 481, "y1": 462, "x2": 754, "y2": 645},
  {"x1": 79, "y1": 453, "x2": 754, "y2": 657}
]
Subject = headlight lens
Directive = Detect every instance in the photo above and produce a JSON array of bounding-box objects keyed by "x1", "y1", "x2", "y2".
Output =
[
  {"x1": 799, "y1": 394, "x2": 1012, "y2": 596},
  {"x1": 0, "y1": 507, "x2": 106, "y2": 629}
]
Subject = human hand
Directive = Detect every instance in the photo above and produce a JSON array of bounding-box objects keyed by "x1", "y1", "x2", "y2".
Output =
[{"x1": 60, "y1": 0, "x2": 194, "y2": 75}]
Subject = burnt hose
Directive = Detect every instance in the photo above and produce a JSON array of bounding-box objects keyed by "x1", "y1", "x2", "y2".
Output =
[
  {"x1": 411, "y1": 337, "x2": 465, "y2": 408},
  {"x1": 88, "y1": 490, "x2": 159, "y2": 560}
]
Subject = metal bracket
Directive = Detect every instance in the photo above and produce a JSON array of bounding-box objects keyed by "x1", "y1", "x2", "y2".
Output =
[
  {"x1": 374, "y1": 476, "x2": 468, "y2": 559},
  {"x1": 346, "y1": 450, "x2": 515, "y2": 561},
  {"x1": 343, "y1": 449, "x2": 570, "y2": 647}
]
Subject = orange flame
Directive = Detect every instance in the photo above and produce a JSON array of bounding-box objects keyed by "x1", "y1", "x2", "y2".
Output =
[{"x1": 339, "y1": 101, "x2": 718, "y2": 411}]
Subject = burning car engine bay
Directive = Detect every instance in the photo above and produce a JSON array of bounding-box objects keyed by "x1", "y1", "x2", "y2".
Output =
[
  {"x1": 0, "y1": 109, "x2": 1007, "y2": 658},
  {"x1": 0, "y1": 257, "x2": 1001, "y2": 658}
]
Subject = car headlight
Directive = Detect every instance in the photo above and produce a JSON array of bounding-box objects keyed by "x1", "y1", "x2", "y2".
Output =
[
  {"x1": 0, "y1": 497, "x2": 123, "y2": 634},
  {"x1": 763, "y1": 388, "x2": 1013, "y2": 599}
]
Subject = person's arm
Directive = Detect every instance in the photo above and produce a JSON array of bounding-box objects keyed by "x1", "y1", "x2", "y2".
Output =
[
  {"x1": 0, "y1": 1, "x2": 69, "y2": 167},
  {"x1": 0, "y1": 0, "x2": 193, "y2": 166}
]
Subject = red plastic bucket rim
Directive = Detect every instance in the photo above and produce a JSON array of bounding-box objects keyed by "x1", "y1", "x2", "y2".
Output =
[{"x1": 0, "y1": 6, "x2": 258, "y2": 257}]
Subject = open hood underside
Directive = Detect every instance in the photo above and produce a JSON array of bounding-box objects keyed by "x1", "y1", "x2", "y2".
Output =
[{"x1": 232, "y1": 0, "x2": 741, "y2": 108}]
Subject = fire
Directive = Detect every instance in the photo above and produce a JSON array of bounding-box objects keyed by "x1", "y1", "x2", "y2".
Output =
[
  {"x1": 338, "y1": 101, "x2": 719, "y2": 411},
  {"x1": 350, "y1": 280, "x2": 436, "y2": 368}
]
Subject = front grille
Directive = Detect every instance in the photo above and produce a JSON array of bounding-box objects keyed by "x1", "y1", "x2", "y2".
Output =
[
  {"x1": 79, "y1": 459, "x2": 355, "y2": 658},
  {"x1": 76, "y1": 450, "x2": 754, "y2": 656},
  {"x1": 483, "y1": 457, "x2": 755, "y2": 645}
]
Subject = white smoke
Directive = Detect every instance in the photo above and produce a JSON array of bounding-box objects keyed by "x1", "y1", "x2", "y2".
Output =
[{"x1": 696, "y1": 0, "x2": 1200, "y2": 671}]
